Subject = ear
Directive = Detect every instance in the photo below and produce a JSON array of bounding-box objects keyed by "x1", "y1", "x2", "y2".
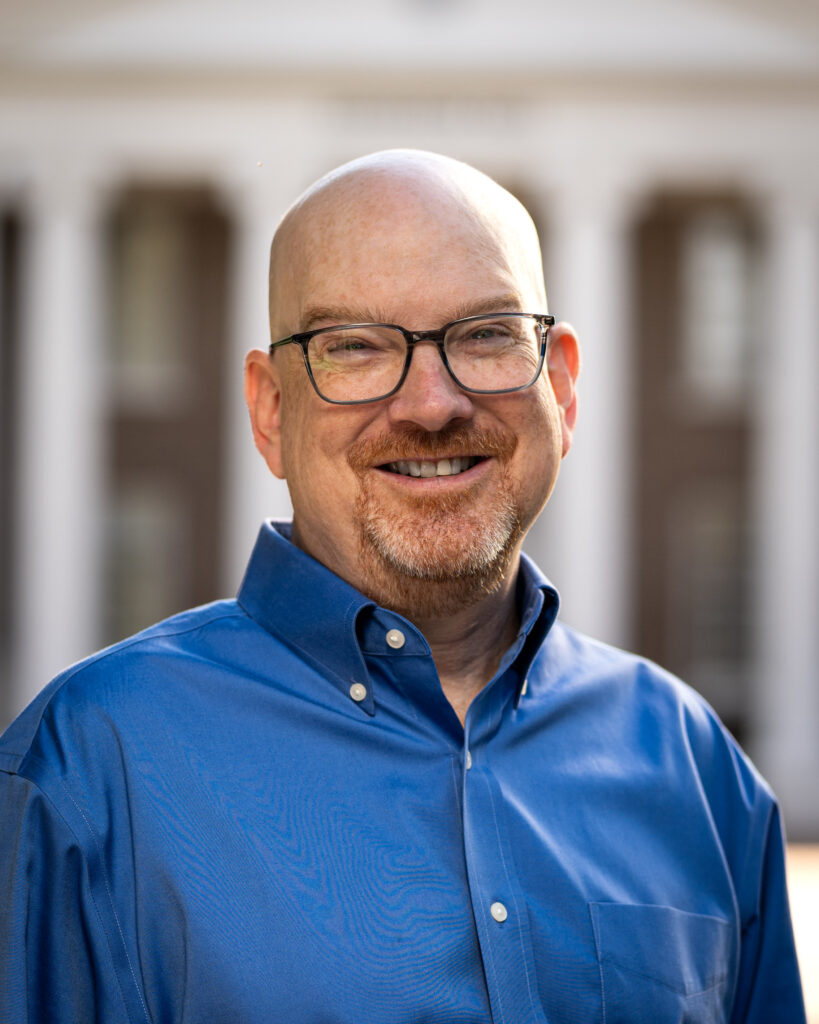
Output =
[
  {"x1": 545, "y1": 322, "x2": 580, "y2": 458},
  {"x1": 244, "y1": 349, "x2": 286, "y2": 479}
]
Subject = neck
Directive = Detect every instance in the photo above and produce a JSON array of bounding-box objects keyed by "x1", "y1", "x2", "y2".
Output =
[
  {"x1": 290, "y1": 519, "x2": 523, "y2": 723},
  {"x1": 343, "y1": 540, "x2": 524, "y2": 724},
  {"x1": 407, "y1": 571, "x2": 520, "y2": 725}
]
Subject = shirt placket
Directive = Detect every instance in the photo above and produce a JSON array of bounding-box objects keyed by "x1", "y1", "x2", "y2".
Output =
[
  {"x1": 362, "y1": 607, "x2": 550, "y2": 1024},
  {"x1": 462, "y1": 691, "x2": 548, "y2": 1024}
]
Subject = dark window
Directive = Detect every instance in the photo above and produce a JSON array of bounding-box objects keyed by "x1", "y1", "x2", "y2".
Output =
[
  {"x1": 105, "y1": 186, "x2": 231, "y2": 643},
  {"x1": 0, "y1": 211, "x2": 21, "y2": 726},
  {"x1": 633, "y1": 193, "x2": 759, "y2": 742}
]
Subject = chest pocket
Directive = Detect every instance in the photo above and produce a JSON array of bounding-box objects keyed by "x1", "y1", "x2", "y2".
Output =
[{"x1": 589, "y1": 902, "x2": 733, "y2": 1024}]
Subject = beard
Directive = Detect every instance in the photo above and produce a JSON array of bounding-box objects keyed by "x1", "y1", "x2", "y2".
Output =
[{"x1": 348, "y1": 425, "x2": 524, "y2": 619}]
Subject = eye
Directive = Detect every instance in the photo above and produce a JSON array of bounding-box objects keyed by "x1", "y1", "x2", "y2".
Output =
[
  {"x1": 309, "y1": 327, "x2": 404, "y2": 368},
  {"x1": 454, "y1": 322, "x2": 517, "y2": 349},
  {"x1": 469, "y1": 325, "x2": 511, "y2": 340},
  {"x1": 326, "y1": 337, "x2": 372, "y2": 354}
]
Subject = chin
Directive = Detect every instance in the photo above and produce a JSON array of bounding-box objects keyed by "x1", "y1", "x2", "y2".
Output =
[{"x1": 354, "y1": 488, "x2": 524, "y2": 617}]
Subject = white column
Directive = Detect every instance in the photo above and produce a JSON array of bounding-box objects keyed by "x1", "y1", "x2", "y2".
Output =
[
  {"x1": 751, "y1": 191, "x2": 819, "y2": 837},
  {"x1": 218, "y1": 169, "x2": 300, "y2": 593},
  {"x1": 530, "y1": 182, "x2": 639, "y2": 649},
  {"x1": 12, "y1": 166, "x2": 107, "y2": 715},
  {"x1": 0, "y1": 205, "x2": 6, "y2": 461}
]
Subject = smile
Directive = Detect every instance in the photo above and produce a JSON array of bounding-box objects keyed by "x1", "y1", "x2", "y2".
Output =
[{"x1": 383, "y1": 456, "x2": 482, "y2": 478}]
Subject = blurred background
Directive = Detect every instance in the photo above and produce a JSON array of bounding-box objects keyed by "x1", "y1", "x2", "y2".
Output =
[{"x1": 0, "y1": 0, "x2": 817, "y2": 1001}]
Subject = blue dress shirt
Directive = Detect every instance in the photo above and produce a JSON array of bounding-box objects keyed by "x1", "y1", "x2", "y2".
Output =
[{"x1": 0, "y1": 521, "x2": 805, "y2": 1023}]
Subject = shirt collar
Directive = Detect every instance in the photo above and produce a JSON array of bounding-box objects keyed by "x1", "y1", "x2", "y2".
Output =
[
  {"x1": 237, "y1": 520, "x2": 377, "y2": 714},
  {"x1": 237, "y1": 520, "x2": 559, "y2": 715},
  {"x1": 508, "y1": 551, "x2": 560, "y2": 706}
]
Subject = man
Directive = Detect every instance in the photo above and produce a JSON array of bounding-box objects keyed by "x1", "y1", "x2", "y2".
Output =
[{"x1": 0, "y1": 150, "x2": 805, "y2": 1022}]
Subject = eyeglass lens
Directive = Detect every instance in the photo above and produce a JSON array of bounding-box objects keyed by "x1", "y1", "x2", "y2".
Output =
[{"x1": 306, "y1": 315, "x2": 544, "y2": 403}]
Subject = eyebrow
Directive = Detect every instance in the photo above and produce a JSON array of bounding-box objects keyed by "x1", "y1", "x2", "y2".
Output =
[
  {"x1": 299, "y1": 305, "x2": 385, "y2": 332},
  {"x1": 448, "y1": 294, "x2": 527, "y2": 320},
  {"x1": 298, "y1": 294, "x2": 527, "y2": 333}
]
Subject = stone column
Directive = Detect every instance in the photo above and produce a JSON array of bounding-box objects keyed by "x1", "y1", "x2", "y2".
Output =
[
  {"x1": 530, "y1": 181, "x2": 640, "y2": 650},
  {"x1": 751, "y1": 190, "x2": 819, "y2": 837},
  {"x1": 0, "y1": 194, "x2": 10, "y2": 726},
  {"x1": 0, "y1": 199, "x2": 7, "y2": 480},
  {"x1": 13, "y1": 165, "x2": 108, "y2": 715}
]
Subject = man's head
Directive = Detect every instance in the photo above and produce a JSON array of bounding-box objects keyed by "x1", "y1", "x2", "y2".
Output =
[{"x1": 245, "y1": 149, "x2": 579, "y2": 619}]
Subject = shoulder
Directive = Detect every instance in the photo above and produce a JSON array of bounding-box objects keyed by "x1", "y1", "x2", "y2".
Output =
[
  {"x1": 533, "y1": 620, "x2": 775, "y2": 814},
  {"x1": 538, "y1": 620, "x2": 732, "y2": 721},
  {"x1": 534, "y1": 619, "x2": 704, "y2": 711},
  {"x1": 529, "y1": 622, "x2": 780, "y2": 907},
  {"x1": 0, "y1": 600, "x2": 251, "y2": 777}
]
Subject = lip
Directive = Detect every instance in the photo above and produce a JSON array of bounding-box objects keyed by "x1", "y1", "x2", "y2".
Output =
[{"x1": 371, "y1": 455, "x2": 492, "y2": 489}]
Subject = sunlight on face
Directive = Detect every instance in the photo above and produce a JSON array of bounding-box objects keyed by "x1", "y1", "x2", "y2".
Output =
[{"x1": 263, "y1": 151, "x2": 568, "y2": 618}]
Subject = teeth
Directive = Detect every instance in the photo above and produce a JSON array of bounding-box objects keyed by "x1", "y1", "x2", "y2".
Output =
[{"x1": 387, "y1": 457, "x2": 477, "y2": 477}]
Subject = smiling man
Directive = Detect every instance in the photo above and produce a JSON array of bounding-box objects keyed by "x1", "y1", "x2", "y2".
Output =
[
  {"x1": 245, "y1": 152, "x2": 577, "y2": 722},
  {"x1": 0, "y1": 151, "x2": 806, "y2": 1023}
]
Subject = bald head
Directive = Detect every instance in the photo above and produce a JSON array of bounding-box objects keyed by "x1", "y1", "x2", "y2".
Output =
[
  {"x1": 247, "y1": 149, "x2": 579, "y2": 620},
  {"x1": 268, "y1": 149, "x2": 547, "y2": 341}
]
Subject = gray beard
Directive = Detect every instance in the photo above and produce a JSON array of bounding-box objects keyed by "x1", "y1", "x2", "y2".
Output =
[
  {"x1": 346, "y1": 423, "x2": 524, "y2": 618},
  {"x1": 354, "y1": 482, "x2": 523, "y2": 620}
]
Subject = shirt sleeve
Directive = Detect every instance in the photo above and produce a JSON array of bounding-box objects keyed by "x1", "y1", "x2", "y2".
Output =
[
  {"x1": 0, "y1": 769, "x2": 128, "y2": 1024},
  {"x1": 730, "y1": 800, "x2": 807, "y2": 1024}
]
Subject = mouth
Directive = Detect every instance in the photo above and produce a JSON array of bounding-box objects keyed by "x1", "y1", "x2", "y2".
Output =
[{"x1": 380, "y1": 456, "x2": 484, "y2": 478}]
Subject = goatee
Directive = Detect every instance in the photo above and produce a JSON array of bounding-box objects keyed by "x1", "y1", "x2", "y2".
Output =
[{"x1": 348, "y1": 425, "x2": 524, "y2": 618}]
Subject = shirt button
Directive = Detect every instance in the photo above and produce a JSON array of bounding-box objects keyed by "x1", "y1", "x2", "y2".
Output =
[
  {"x1": 465, "y1": 750, "x2": 472, "y2": 770},
  {"x1": 490, "y1": 902, "x2": 508, "y2": 923},
  {"x1": 386, "y1": 628, "x2": 405, "y2": 649},
  {"x1": 349, "y1": 682, "x2": 368, "y2": 702}
]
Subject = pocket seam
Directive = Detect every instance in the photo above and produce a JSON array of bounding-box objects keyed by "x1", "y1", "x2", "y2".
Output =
[
  {"x1": 589, "y1": 901, "x2": 731, "y2": 998},
  {"x1": 597, "y1": 952, "x2": 728, "y2": 997}
]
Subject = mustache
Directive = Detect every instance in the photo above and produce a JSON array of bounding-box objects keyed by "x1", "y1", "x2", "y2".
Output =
[{"x1": 347, "y1": 425, "x2": 517, "y2": 472}]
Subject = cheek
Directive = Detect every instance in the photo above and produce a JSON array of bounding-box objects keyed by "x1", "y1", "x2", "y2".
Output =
[
  {"x1": 278, "y1": 394, "x2": 370, "y2": 503},
  {"x1": 512, "y1": 394, "x2": 564, "y2": 497},
  {"x1": 277, "y1": 372, "x2": 335, "y2": 477},
  {"x1": 518, "y1": 381, "x2": 561, "y2": 444},
  {"x1": 280, "y1": 429, "x2": 340, "y2": 505}
]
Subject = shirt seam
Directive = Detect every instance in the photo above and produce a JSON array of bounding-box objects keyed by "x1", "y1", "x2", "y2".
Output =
[
  {"x1": 486, "y1": 775, "x2": 540, "y2": 1019},
  {"x1": 361, "y1": 649, "x2": 430, "y2": 659},
  {"x1": 2, "y1": 767, "x2": 153, "y2": 1024},
  {"x1": 588, "y1": 904, "x2": 608, "y2": 1024},
  {"x1": 57, "y1": 608, "x2": 247, "y2": 683},
  {"x1": 8, "y1": 609, "x2": 248, "y2": 769},
  {"x1": 460, "y1": 763, "x2": 504, "y2": 1024}
]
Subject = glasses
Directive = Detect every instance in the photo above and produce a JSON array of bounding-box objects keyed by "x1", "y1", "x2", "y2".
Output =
[{"x1": 269, "y1": 312, "x2": 556, "y2": 405}]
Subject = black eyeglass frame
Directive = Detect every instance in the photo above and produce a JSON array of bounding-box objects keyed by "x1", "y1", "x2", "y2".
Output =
[{"x1": 268, "y1": 312, "x2": 557, "y2": 406}]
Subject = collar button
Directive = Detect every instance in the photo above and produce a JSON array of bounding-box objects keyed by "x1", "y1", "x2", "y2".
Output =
[
  {"x1": 349, "y1": 682, "x2": 368, "y2": 702},
  {"x1": 385, "y1": 628, "x2": 406, "y2": 649}
]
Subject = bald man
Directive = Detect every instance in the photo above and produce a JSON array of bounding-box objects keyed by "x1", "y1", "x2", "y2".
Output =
[{"x1": 0, "y1": 151, "x2": 805, "y2": 1023}]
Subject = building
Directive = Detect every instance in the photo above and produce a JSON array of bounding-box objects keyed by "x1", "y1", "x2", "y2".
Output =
[{"x1": 1, "y1": 0, "x2": 817, "y2": 836}]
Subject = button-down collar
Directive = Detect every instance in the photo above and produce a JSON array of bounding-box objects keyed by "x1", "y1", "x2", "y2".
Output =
[
  {"x1": 237, "y1": 520, "x2": 559, "y2": 717},
  {"x1": 237, "y1": 520, "x2": 377, "y2": 714}
]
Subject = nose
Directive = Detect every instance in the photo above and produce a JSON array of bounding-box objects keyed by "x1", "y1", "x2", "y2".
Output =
[{"x1": 385, "y1": 341, "x2": 474, "y2": 432}]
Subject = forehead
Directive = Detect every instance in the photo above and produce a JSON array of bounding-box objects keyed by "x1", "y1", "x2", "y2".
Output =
[{"x1": 271, "y1": 170, "x2": 545, "y2": 332}]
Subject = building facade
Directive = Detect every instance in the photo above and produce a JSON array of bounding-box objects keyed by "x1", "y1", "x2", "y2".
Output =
[{"x1": 1, "y1": 0, "x2": 818, "y2": 836}]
